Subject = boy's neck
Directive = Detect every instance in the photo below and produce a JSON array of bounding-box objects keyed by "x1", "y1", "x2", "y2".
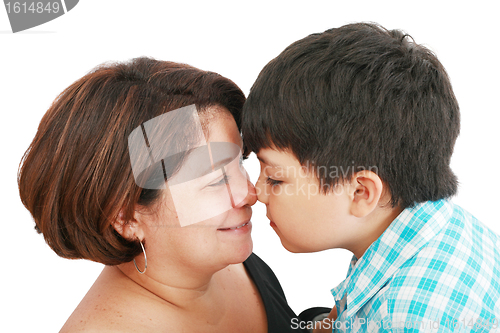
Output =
[{"x1": 349, "y1": 205, "x2": 404, "y2": 259}]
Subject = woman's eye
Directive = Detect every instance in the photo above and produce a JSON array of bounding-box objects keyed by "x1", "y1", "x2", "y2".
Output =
[
  {"x1": 265, "y1": 177, "x2": 282, "y2": 186},
  {"x1": 208, "y1": 174, "x2": 229, "y2": 187}
]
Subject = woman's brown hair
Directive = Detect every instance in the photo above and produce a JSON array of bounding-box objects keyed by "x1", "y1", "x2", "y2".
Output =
[{"x1": 18, "y1": 57, "x2": 245, "y2": 265}]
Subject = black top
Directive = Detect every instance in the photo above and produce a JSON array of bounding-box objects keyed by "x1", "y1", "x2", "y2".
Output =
[{"x1": 243, "y1": 253, "x2": 308, "y2": 333}]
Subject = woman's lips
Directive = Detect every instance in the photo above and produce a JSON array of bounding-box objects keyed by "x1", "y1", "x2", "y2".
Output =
[{"x1": 217, "y1": 221, "x2": 251, "y2": 231}]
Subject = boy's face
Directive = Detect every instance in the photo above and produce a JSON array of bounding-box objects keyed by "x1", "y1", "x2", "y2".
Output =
[{"x1": 255, "y1": 148, "x2": 356, "y2": 253}]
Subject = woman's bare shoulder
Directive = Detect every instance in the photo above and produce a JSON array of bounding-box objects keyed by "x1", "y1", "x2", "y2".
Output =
[{"x1": 59, "y1": 267, "x2": 175, "y2": 333}]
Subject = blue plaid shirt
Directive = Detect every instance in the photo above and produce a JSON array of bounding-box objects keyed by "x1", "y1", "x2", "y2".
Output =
[{"x1": 331, "y1": 200, "x2": 500, "y2": 332}]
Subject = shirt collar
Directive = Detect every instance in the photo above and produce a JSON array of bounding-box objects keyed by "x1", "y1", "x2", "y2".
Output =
[{"x1": 331, "y1": 199, "x2": 453, "y2": 318}]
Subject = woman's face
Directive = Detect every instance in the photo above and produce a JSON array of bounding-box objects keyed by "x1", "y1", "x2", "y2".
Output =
[{"x1": 139, "y1": 107, "x2": 256, "y2": 273}]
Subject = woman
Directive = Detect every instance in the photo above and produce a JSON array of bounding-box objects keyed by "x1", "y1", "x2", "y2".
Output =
[{"x1": 18, "y1": 57, "x2": 308, "y2": 332}]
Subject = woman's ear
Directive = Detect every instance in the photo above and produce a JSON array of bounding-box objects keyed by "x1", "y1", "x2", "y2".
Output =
[
  {"x1": 349, "y1": 170, "x2": 383, "y2": 218},
  {"x1": 113, "y1": 210, "x2": 145, "y2": 241}
]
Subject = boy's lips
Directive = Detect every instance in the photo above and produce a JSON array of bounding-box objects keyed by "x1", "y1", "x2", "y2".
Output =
[{"x1": 267, "y1": 215, "x2": 277, "y2": 229}]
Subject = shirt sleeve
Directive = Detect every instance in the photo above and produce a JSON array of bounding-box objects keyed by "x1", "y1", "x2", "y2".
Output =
[{"x1": 244, "y1": 253, "x2": 309, "y2": 333}]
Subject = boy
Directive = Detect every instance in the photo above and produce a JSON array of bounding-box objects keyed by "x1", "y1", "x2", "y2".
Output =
[{"x1": 242, "y1": 23, "x2": 500, "y2": 332}]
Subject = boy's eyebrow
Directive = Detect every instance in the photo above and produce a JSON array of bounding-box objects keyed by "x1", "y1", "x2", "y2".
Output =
[{"x1": 256, "y1": 155, "x2": 280, "y2": 168}]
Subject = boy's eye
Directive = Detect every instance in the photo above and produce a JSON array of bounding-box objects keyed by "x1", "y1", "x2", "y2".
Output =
[{"x1": 265, "y1": 176, "x2": 283, "y2": 186}]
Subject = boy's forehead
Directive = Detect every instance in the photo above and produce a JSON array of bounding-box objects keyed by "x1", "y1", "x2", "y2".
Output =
[{"x1": 256, "y1": 148, "x2": 300, "y2": 168}]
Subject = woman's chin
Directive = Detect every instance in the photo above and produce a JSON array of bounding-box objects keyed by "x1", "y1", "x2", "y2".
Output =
[{"x1": 225, "y1": 240, "x2": 253, "y2": 265}]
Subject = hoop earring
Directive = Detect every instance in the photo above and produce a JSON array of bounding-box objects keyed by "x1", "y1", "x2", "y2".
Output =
[{"x1": 133, "y1": 240, "x2": 147, "y2": 274}]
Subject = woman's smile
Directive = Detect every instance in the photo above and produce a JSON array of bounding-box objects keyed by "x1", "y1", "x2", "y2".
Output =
[{"x1": 217, "y1": 220, "x2": 252, "y2": 233}]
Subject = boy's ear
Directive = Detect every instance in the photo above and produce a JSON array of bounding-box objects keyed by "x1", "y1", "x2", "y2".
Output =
[
  {"x1": 349, "y1": 170, "x2": 383, "y2": 218},
  {"x1": 113, "y1": 210, "x2": 145, "y2": 241}
]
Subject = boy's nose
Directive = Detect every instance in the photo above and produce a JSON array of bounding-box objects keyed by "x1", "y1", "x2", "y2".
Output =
[{"x1": 255, "y1": 176, "x2": 269, "y2": 205}]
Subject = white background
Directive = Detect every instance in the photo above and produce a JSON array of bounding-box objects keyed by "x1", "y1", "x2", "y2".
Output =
[{"x1": 1, "y1": 1, "x2": 499, "y2": 332}]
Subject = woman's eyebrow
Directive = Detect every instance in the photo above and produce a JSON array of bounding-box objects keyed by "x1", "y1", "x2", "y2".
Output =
[{"x1": 207, "y1": 157, "x2": 235, "y2": 173}]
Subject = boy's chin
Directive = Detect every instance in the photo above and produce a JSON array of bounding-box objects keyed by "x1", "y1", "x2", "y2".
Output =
[
  {"x1": 279, "y1": 238, "x2": 311, "y2": 253},
  {"x1": 271, "y1": 223, "x2": 325, "y2": 253},
  {"x1": 279, "y1": 236, "x2": 328, "y2": 254}
]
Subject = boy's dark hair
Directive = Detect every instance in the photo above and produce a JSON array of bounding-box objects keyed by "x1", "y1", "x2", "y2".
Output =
[{"x1": 242, "y1": 22, "x2": 460, "y2": 209}]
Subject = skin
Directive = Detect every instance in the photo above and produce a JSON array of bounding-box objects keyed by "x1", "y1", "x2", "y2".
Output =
[
  {"x1": 255, "y1": 147, "x2": 404, "y2": 333},
  {"x1": 255, "y1": 147, "x2": 403, "y2": 259},
  {"x1": 60, "y1": 107, "x2": 267, "y2": 333}
]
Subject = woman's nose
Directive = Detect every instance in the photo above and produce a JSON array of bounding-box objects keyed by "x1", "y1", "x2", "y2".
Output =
[{"x1": 232, "y1": 171, "x2": 257, "y2": 208}]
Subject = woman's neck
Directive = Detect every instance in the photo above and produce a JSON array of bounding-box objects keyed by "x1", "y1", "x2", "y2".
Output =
[{"x1": 113, "y1": 260, "x2": 231, "y2": 312}]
